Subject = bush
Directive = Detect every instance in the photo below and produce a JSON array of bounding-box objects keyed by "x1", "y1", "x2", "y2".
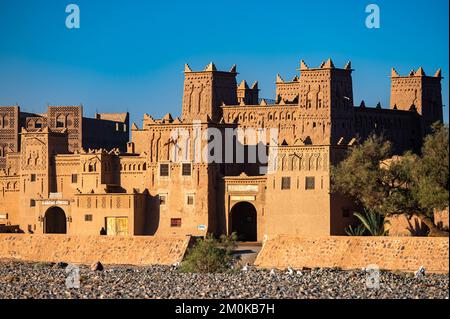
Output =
[{"x1": 179, "y1": 233, "x2": 237, "y2": 273}]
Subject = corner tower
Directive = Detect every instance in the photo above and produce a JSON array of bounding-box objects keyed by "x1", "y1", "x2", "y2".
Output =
[
  {"x1": 390, "y1": 67, "x2": 443, "y2": 135},
  {"x1": 182, "y1": 63, "x2": 238, "y2": 123}
]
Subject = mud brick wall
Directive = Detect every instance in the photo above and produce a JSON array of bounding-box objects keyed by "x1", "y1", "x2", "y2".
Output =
[
  {"x1": 255, "y1": 235, "x2": 449, "y2": 273},
  {"x1": 0, "y1": 234, "x2": 190, "y2": 266}
]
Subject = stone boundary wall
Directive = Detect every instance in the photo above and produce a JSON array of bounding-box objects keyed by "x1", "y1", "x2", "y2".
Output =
[
  {"x1": 255, "y1": 235, "x2": 449, "y2": 273},
  {"x1": 0, "y1": 234, "x2": 190, "y2": 266}
]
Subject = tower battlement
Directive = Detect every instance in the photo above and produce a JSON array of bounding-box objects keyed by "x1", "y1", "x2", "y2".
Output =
[
  {"x1": 182, "y1": 63, "x2": 238, "y2": 123},
  {"x1": 390, "y1": 67, "x2": 443, "y2": 134}
]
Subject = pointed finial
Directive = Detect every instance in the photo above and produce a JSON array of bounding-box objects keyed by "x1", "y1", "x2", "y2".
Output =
[
  {"x1": 204, "y1": 62, "x2": 217, "y2": 72},
  {"x1": 276, "y1": 74, "x2": 284, "y2": 83},
  {"x1": 229, "y1": 64, "x2": 237, "y2": 73},
  {"x1": 344, "y1": 61, "x2": 352, "y2": 70},
  {"x1": 292, "y1": 75, "x2": 299, "y2": 82},
  {"x1": 319, "y1": 61, "x2": 325, "y2": 68},
  {"x1": 408, "y1": 69, "x2": 415, "y2": 76},
  {"x1": 434, "y1": 68, "x2": 442, "y2": 78},
  {"x1": 260, "y1": 99, "x2": 268, "y2": 106},
  {"x1": 238, "y1": 80, "x2": 248, "y2": 89},
  {"x1": 391, "y1": 68, "x2": 400, "y2": 77},
  {"x1": 300, "y1": 60, "x2": 309, "y2": 70},
  {"x1": 415, "y1": 67, "x2": 426, "y2": 76},
  {"x1": 323, "y1": 58, "x2": 334, "y2": 68},
  {"x1": 359, "y1": 100, "x2": 366, "y2": 108},
  {"x1": 184, "y1": 64, "x2": 192, "y2": 73},
  {"x1": 376, "y1": 102, "x2": 382, "y2": 109},
  {"x1": 251, "y1": 81, "x2": 258, "y2": 90}
]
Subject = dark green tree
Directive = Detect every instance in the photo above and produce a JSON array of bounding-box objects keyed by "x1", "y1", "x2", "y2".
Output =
[{"x1": 332, "y1": 124, "x2": 449, "y2": 237}]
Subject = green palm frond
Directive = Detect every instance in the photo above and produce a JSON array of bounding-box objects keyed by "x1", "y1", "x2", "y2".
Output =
[{"x1": 353, "y1": 210, "x2": 389, "y2": 236}]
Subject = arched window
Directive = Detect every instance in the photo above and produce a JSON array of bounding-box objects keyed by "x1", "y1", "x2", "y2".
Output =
[{"x1": 56, "y1": 114, "x2": 65, "y2": 128}]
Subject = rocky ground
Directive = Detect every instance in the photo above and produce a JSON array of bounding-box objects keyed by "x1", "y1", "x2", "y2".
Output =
[{"x1": 0, "y1": 260, "x2": 448, "y2": 299}]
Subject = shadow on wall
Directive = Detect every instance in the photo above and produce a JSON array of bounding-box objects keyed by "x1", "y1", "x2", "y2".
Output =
[
  {"x1": 406, "y1": 217, "x2": 429, "y2": 237},
  {"x1": 145, "y1": 194, "x2": 160, "y2": 235},
  {"x1": 0, "y1": 225, "x2": 23, "y2": 233}
]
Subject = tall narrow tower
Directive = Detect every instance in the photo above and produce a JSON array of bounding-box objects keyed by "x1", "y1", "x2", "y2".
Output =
[
  {"x1": 297, "y1": 59, "x2": 354, "y2": 144},
  {"x1": 390, "y1": 67, "x2": 443, "y2": 135},
  {"x1": 181, "y1": 63, "x2": 238, "y2": 123}
]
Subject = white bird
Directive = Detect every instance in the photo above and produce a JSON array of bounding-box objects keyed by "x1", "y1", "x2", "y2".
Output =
[
  {"x1": 296, "y1": 270, "x2": 303, "y2": 276},
  {"x1": 270, "y1": 269, "x2": 276, "y2": 276},
  {"x1": 242, "y1": 263, "x2": 249, "y2": 271},
  {"x1": 172, "y1": 262, "x2": 180, "y2": 268},
  {"x1": 286, "y1": 267, "x2": 294, "y2": 276},
  {"x1": 415, "y1": 266, "x2": 426, "y2": 278}
]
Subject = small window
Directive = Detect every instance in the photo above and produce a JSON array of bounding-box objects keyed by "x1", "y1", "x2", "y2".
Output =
[
  {"x1": 281, "y1": 177, "x2": 291, "y2": 190},
  {"x1": 171, "y1": 218, "x2": 182, "y2": 227},
  {"x1": 71, "y1": 174, "x2": 78, "y2": 184},
  {"x1": 305, "y1": 177, "x2": 315, "y2": 190},
  {"x1": 30, "y1": 174, "x2": 36, "y2": 182},
  {"x1": 186, "y1": 194, "x2": 194, "y2": 206},
  {"x1": 182, "y1": 163, "x2": 192, "y2": 176},
  {"x1": 85, "y1": 214, "x2": 93, "y2": 221},
  {"x1": 342, "y1": 209, "x2": 350, "y2": 218},
  {"x1": 159, "y1": 195, "x2": 167, "y2": 206},
  {"x1": 160, "y1": 164, "x2": 169, "y2": 177},
  {"x1": 30, "y1": 199, "x2": 36, "y2": 207}
]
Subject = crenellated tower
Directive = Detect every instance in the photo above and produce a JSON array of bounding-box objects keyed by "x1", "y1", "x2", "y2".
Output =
[
  {"x1": 390, "y1": 67, "x2": 443, "y2": 135},
  {"x1": 237, "y1": 80, "x2": 259, "y2": 105},
  {"x1": 296, "y1": 59, "x2": 354, "y2": 144},
  {"x1": 182, "y1": 63, "x2": 238, "y2": 123}
]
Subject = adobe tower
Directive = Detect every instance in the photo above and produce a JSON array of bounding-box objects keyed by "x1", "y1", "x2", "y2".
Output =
[
  {"x1": 182, "y1": 63, "x2": 238, "y2": 123},
  {"x1": 390, "y1": 67, "x2": 443, "y2": 135}
]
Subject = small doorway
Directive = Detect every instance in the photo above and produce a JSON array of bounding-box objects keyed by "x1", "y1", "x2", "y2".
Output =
[{"x1": 230, "y1": 202, "x2": 257, "y2": 241}]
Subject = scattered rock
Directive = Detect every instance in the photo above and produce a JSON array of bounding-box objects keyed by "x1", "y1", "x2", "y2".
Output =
[
  {"x1": 90, "y1": 262, "x2": 104, "y2": 272},
  {"x1": 0, "y1": 260, "x2": 447, "y2": 299},
  {"x1": 415, "y1": 266, "x2": 426, "y2": 278},
  {"x1": 286, "y1": 267, "x2": 294, "y2": 276},
  {"x1": 54, "y1": 262, "x2": 68, "y2": 269}
]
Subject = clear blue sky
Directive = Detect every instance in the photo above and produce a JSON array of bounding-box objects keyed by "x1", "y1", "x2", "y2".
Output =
[{"x1": 0, "y1": 0, "x2": 448, "y2": 126}]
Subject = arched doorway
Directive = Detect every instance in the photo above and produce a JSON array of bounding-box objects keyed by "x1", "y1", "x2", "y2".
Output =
[
  {"x1": 44, "y1": 207, "x2": 67, "y2": 234},
  {"x1": 230, "y1": 202, "x2": 257, "y2": 241}
]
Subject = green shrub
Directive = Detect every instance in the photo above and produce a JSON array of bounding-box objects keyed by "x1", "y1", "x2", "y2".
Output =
[{"x1": 179, "y1": 233, "x2": 237, "y2": 273}]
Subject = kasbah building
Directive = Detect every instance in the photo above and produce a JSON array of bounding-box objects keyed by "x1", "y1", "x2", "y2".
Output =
[{"x1": 0, "y1": 59, "x2": 445, "y2": 241}]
